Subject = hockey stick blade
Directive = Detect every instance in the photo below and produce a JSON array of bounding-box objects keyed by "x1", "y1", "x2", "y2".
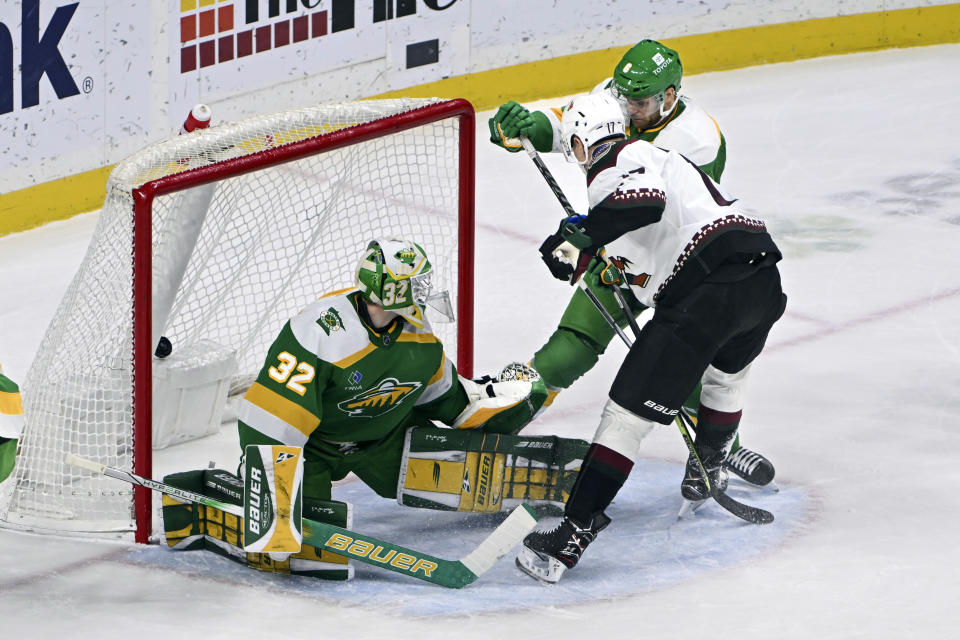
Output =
[
  {"x1": 65, "y1": 454, "x2": 538, "y2": 588},
  {"x1": 712, "y1": 488, "x2": 774, "y2": 524},
  {"x1": 303, "y1": 504, "x2": 538, "y2": 589}
]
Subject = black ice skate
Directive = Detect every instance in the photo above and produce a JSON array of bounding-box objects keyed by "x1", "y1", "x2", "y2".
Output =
[
  {"x1": 724, "y1": 446, "x2": 778, "y2": 490},
  {"x1": 678, "y1": 445, "x2": 729, "y2": 518},
  {"x1": 515, "y1": 512, "x2": 611, "y2": 584}
]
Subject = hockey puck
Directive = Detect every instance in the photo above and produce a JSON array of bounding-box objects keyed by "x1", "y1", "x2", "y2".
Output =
[{"x1": 155, "y1": 336, "x2": 172, "y2": 358}]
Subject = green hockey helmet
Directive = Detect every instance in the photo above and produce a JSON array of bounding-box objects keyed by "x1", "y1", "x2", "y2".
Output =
[
  {"x1": 355, "y1": 238, "x2": 450, "y2": 329},
  {"x1": 611, "y1": 39, "x2": 682, "y2": 100}
]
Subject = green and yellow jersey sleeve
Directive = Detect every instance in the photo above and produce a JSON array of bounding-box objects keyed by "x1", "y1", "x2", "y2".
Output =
[
  {"x1": 0, "y1": 371, "x2": 24, "y2": 440},
  {"x1": 0, "y1": 370, "x2": 24, "y2": 482}
]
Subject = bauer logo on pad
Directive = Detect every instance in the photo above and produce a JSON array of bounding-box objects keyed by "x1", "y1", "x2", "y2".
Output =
[{"x1": 243, "y1": 445, "x2": 304, "y2": 554}]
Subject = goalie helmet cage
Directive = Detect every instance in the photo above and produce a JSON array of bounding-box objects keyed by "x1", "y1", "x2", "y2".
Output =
[{"x1": 0, "y1": 98, "x2": 475, "y2": 543}]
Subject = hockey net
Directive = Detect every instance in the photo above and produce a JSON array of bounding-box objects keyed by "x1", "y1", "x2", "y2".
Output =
[{"x1": 0, "y1": 98, "x2": 475, "y2": 542}]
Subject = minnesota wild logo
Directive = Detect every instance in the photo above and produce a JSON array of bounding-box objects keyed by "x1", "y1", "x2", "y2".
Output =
[
  {"x1": 337, "y1": 378, "x2": 422, "y2": 418},
  {"x1": 317, "y1": 307, "x2": 344, "y2": 336},
  {"x1": 396, "y1": 248, "x2": 417, "y2": 264}
]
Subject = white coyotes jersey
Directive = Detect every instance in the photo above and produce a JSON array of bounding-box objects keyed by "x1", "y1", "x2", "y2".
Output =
[{"x1": 591, "y1": 140, "x2": 767, "y2": 308}]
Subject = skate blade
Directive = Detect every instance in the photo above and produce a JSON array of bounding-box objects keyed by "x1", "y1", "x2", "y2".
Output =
[
  {"x1": 677, "y1": 498, "x2": 706, "y2": 519},
  {"x1": 515, "y1": 546, "x2": 566, "y2": 584},
  {"x1": 729, "y1": 476, "x2": 780, "y2": 493}
]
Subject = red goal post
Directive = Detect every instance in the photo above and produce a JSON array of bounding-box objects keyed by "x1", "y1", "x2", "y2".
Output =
[{"x1": 1, "y1": 98, "x2": 475, "y2": 543}]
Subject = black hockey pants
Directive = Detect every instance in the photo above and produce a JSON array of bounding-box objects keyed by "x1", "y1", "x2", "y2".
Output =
[{"x1": 609, "y1": 264, "x2": 787, "y2": 424}]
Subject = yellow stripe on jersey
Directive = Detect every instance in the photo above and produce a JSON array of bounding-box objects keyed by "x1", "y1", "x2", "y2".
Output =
[
  {"x1": 0, "y1": 390, "x2": 24, "y2": 416},
  {"x1": 707, "y1": 113, "x2": 722, "y2": 142},
  {"x1": 396, "y1": 332, "x2": 439, "y2": 344},
  {"x1": 417, "y1": 356, "x2": 453, "y2": 406},
  {"x1": 244, "y1": 383, "x2": 320, "y2": 439},
  {"x1": 426, "y1": 355, "x2": 447, "y2": 386},
  {"x1": 320, "y1": 287, "x2": 356, "y2": 299},
  {"x1": 332, "y1": 343, "x2": 377, "y2": 369},
  {"x1": 642, "y1": 105, "x2": 682, "y2": 134}
]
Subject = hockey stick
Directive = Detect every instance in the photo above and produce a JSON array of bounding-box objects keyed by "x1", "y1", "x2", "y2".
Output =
[
  {"x1": 66, "y1": 454, "x2": 538, "y2": 588},
  {"x1": 578, "y1": 280, "x2": 635, "y2": 348},
  {"x1": 520, "y1": 137, "x2": 577, "y2": 217},
  {"x1": 66, "y1": 454, "x2": 246, "y2": 517}
]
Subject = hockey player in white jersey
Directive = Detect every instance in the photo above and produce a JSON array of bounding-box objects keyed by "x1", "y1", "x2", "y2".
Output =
[
  {"x1": 515, "y1": 93, "x2": 787, "y2": 584},
  {"x1": 487, "y1": 39, "x2": 775, "y2": 488}
]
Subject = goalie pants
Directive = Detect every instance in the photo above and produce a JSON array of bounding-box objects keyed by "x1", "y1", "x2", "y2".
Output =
[
  {"x1": 301, "y1": 420, "x2": 415, "y2": 501},
  {"x1": 609, "y1": 264, "x2": 786, "y2": 424}
]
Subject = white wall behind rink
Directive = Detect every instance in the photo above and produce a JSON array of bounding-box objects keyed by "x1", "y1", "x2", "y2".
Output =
[{"x1": 0, "y1": 0, "x2": 950, "y2": 196}]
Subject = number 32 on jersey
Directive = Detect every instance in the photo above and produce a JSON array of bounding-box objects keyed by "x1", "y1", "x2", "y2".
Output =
[{"x1": 268, "y1": 351, "x2": 316, "y2": 395}]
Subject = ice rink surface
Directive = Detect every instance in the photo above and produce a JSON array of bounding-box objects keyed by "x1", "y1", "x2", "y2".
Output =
[{"x1": 2, "y1": 44, "x2": 959, "y2": 638}]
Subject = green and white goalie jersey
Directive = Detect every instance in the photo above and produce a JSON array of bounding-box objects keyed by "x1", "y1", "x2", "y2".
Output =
[{"x1": 238, "y1": 288, "x2": 465, "y2": 453}]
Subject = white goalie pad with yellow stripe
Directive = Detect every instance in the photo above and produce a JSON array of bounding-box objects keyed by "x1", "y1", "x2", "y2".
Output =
[
  {"x1": 161, "y1": 467, "x2": 354, "y2": 581},
  {"x1": 243, "y1": 444, "x2": 304, "y2": 553},
  {"x1": 396, "y1": 426, "x2": 588, "y2": 515}
]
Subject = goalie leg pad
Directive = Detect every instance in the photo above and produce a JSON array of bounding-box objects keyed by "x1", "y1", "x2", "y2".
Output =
[
  {"x1": 397, "y1": 426, "x2": 588, "y2": 515},
  {"x1": 162, "y1": 468, "x2": 353, "y2": 581}
]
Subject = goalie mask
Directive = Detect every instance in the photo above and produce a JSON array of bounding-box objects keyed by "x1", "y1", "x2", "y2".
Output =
[
  {"x1": 355, "y1": 238, "x2": 454, "y2": 329},
  {"x1": 560, "y1": 93, "x2": 626, "y2": 172}
]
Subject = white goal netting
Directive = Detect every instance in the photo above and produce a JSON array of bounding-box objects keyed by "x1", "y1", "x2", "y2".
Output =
[{"x1": 0, "y1": 98, "x2": 474, "y2": 540}]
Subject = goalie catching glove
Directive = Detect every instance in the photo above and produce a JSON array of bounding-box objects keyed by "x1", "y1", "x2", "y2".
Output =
[{"x1": 453, "y1": 363, "x2": 548, "y2": 434}]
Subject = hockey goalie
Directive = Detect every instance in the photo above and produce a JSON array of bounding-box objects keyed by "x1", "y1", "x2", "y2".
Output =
[{"x1": 162, "y1": 237, "x2": 588, "y2": 581}]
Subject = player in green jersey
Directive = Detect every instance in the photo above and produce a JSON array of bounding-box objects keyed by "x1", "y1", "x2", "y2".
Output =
[
  {"x1": 0, "y1": 361, "x2": 25, "y2": 483},
  {"x1": 486, "y1": 39, "x2": 775, "y2": 488},
  {"x1": 163, "y1": 237, "x2": 585, "y2": 581},
  {"x1": 237, "y1": 237, "x2": 479, "y2": 501}
]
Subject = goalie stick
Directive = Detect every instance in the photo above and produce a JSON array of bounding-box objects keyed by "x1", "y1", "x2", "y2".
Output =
[
  {"x1": 518, "y1": 140, "x2": 774, "y2": 526},
  {"x1": 65, "y1": 454, "x2": 538, "y2": 588}
]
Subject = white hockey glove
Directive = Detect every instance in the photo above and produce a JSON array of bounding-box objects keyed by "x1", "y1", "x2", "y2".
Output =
[{"x1": 539, "y1": 215, "x2": 597, "y2": 284}]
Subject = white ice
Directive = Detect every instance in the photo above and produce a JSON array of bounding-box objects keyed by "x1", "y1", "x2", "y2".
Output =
[{"x1": 2, "y1": 44, "x2": 959, "y2": 638}]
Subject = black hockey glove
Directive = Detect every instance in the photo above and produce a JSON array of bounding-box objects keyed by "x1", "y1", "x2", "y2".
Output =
[{"x1": 539, "y1": 215, "x2": 598, "y2": 284}]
